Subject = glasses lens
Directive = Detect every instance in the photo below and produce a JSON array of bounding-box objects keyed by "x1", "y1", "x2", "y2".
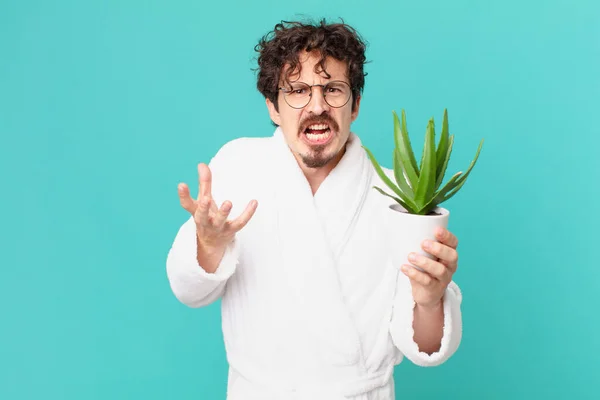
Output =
[
  {"x1": 323, "y1": 81, "x2": 351, "y2": 108},
  {"x1": 281, "y1": 81, "x2": 352, "y2": 108},
  {"x1": 283, "y1": 83, "x2": 311, "y2": 108}
]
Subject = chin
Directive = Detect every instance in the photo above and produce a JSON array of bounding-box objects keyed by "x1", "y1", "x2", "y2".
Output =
[
  {"x1": 299, "y1": 142, "x2": 345, "y2": 169},
  {"x1": 301, "y1": 155, "x2": 334, "y2": 169}
]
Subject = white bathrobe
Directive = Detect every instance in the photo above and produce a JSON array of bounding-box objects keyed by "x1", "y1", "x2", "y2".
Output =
[{"x1": 166, "y1": 127, "x2": 462, "y2": 400}]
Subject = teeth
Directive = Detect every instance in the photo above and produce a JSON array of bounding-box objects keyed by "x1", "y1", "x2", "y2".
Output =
[
  {"x1": 306, "y1": 131, "x2": 330, "y2": 142},
  {"x1": 307, "y1": 124, "x2": 329, "y2": 130}
]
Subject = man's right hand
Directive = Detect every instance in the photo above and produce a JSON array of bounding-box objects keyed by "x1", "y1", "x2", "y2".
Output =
[{"x1": 177, "y1": 163, "x2": 258, "y2": 273}]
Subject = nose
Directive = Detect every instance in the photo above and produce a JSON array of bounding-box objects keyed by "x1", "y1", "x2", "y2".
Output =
[{"x1": 305, "y1": 86, "x2": 330, "y2": 115}]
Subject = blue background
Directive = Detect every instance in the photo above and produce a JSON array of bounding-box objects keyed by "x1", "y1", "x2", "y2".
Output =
[{"x1": 1, "y1": 0, "x2": 599, "y2": 398}]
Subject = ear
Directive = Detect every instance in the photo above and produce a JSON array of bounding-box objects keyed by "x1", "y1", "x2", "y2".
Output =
[
  {"x1": 351, "y1": 95, "x2": 361, "y2": 122},
  {"x1": 266, "y1": 98, "x2": 281, "y2": 126}
]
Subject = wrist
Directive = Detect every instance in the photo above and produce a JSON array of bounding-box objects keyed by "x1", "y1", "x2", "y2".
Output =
[
  {"x1": 415, "y1": 297, "x2": 443, "y2": 312},
  {"x1": 196, "y1": 232, "x2": 216, "y2": 254},
  {"x1": 195, "y1": 232, "x2": 226, "y2": 273}
]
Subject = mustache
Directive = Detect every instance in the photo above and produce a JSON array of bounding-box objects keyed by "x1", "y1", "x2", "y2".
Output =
[{"x1": 298, "y1": 115, "x2": 339, "y2": 134}]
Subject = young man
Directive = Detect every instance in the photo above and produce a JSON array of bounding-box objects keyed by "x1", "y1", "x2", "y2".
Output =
[{"x1": 167, "y1": 19, "x2": 462, "y2": 400}]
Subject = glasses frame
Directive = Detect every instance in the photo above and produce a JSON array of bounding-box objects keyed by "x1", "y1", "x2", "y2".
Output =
[{"x1": 278, "y1": 80, "x2": 354, "y2": 109}]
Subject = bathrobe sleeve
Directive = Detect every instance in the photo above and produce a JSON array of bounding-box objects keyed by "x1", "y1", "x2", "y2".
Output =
[
  {"x1": 166, "y1": 141, "x2": 241, "y2": 308},
  {"x1": 389, "y1": 275, "x2": 463, "y2": 367}
]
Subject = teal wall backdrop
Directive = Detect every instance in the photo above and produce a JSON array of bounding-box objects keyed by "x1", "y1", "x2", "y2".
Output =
[{"x1": 1, "y1": 0, "x2": 598, "y2": 399}]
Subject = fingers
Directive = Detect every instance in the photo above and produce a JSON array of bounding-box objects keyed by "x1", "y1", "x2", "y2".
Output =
[
  {"x1": 194, "y1": 196, "x2": 212, "y2": 227},
  {"x1": 401, "y1": 264, "x2": 435, "y2": 287},
  {"x1": 422, "y1": 239, "x2": 458, "y2": 272},
  {"x1": 435, "y1": 227, "x2": 459, "y2": 249},
  {"x1": 407, "y1": 252, "x2": 451, "y2": 283},
  {"x1": 198, "y1": 163, "x2": 212, "y2": 201},
  {"x1": 212, "y1": 201, "x2": 233, "y2": 228},
  {"x1": 178, "y1": 183, "x2": 197, "y2": 214},
  {"x1": 228, "y1": 200, "x2": 258, "y2": 232}
]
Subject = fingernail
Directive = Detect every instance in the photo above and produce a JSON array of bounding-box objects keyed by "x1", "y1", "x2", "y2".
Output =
[
  {"x1": 408, "y1": 253, "x2": 417, "y2": 262},
  {"x1": 423, "y1": 240, "x2": 431, "y2": 249}
]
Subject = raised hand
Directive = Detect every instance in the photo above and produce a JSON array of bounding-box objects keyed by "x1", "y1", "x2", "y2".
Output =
[{"x1": 177, "y1": 163, "x2": 258, "y2": 272}]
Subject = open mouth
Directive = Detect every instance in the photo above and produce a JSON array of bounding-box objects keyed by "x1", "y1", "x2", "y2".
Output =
[{"x1": 303, "y1": 123, "x2": 332, "y2": 145}]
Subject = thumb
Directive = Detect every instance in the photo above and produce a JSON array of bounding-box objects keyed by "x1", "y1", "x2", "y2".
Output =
[{"x1": 178, "y1": 183, "x2": 197, "y2": 214}]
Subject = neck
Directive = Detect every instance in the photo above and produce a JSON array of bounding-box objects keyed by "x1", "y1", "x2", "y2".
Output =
[{"x1": 297, "y1": 145, "x2": 347, "y2": 195}]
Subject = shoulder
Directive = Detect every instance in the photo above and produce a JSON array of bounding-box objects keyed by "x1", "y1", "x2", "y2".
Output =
[
  {"x1": 369, "y1": 160, "x2": 396, "y2": 187},
  {"x1": 208, "y1": 136, "x2": 273, "y2": 201},
  {"x1": 211, "y1": 136, "x2": 272, "y2": 167}
]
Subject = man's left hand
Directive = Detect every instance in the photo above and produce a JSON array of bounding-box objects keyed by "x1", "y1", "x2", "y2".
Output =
[{"x1": 401, "y1": 226, "x2": 459, "y2": 309}]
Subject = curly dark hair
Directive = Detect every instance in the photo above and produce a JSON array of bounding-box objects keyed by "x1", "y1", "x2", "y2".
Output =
[{"x1": 253, "y1": 18, "x2": 369, "y2": 114}]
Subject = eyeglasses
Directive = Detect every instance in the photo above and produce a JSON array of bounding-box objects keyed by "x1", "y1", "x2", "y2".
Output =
[{"x1": 278, "y1": 80, "x2": 353, "y2": 109}]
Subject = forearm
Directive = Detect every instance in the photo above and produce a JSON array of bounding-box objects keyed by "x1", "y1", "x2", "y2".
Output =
[
  {"x1": 390, "y1": 279, "x2": 462, "y2": 366},
  {"x1": 166, "y1": 217, "x2": 239, "y2": 307},
  {"x1": 412, "y1": 299, "x2": 444, "y2": 354}
]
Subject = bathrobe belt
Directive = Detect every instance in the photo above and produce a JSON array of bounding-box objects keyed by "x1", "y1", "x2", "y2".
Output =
[{"x1": 234, "y1": 362, "x2": 394, "y2": 400}]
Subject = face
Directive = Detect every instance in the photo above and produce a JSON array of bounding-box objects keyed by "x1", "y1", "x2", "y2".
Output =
[{"x1": 266, "y1": 51, "x2": 361, "y2": 169}]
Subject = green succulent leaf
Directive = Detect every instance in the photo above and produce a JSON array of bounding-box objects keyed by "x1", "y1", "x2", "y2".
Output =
[
  {"x1": 372, "y1": 186, "x2": 416, "y2": 213},
  {"x1": 363, "y1": 145, "x2": 418, "y2": 210},
  {"x1": 435, "y1": 135, "x2": 454, "y2": 190},
  {"x1": 441, "y1": 176, "x2": 469, "y2": 203},
  {"x1": 393, "y1": 148, "x2": 415, "y2": 198},
  {"x1": 414, "y1": 119, "x2": 437, "y2": 208},
  {"x1": 437, "y1": 171, "x2": 464, "y2": 195},
  {"x1": 436, "y1": 109, "x2": 450, "y2": 178},
  {"x1": 394, "y1": 110, "x2": 419, "y2": 178},
  {"x1": 367, "y1": 108, "x2": 484, "y2": 216},
  {"x1": 418, "y1": 171, "x2": 463, "y2": 214},
  {"x1": 441, "y1": 138, "x2": 484, "y2": 203},
  {"x1": 417, "y1": 203, "x2": 438, "y2": 216},
  {"x1": 395, "y1": 146, "x2": 418, "y2": 190}
]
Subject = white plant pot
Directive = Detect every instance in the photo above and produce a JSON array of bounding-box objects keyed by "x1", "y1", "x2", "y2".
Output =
[{"x1": 388, "y1": 203, "x2": 450, "y2": 271}]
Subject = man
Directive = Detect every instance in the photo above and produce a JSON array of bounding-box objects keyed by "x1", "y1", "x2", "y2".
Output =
[{"x1": 167, "y1": 19, "x2": 462, "y2": 400}]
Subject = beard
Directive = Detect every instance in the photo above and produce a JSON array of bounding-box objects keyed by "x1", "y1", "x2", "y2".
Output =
[{"x1": 300, "y1": 145, "x2": 335, "y2": 168}]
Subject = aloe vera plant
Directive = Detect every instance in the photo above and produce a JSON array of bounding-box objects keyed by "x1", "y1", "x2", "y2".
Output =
[{"x1": 363, "y1": 109, "x2": 483, "y2": 216}]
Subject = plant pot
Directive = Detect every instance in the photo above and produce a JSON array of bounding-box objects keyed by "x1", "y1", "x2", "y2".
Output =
[{"x1": 388, "y1": 203, "x2": 450, "y2": 272}]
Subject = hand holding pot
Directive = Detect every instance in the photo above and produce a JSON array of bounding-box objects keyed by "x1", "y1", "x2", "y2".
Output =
[{"x1": 401, "y1": 226, "x2": 459, "y2": 309}]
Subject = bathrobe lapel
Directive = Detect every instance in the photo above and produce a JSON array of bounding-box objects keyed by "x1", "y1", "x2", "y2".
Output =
[
  {"x1": 270, "y1": 127, "x2": 374, "y2": 368},
  {"x1": 313, "y1": 130, "x2": 374, "y2": 263}
]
